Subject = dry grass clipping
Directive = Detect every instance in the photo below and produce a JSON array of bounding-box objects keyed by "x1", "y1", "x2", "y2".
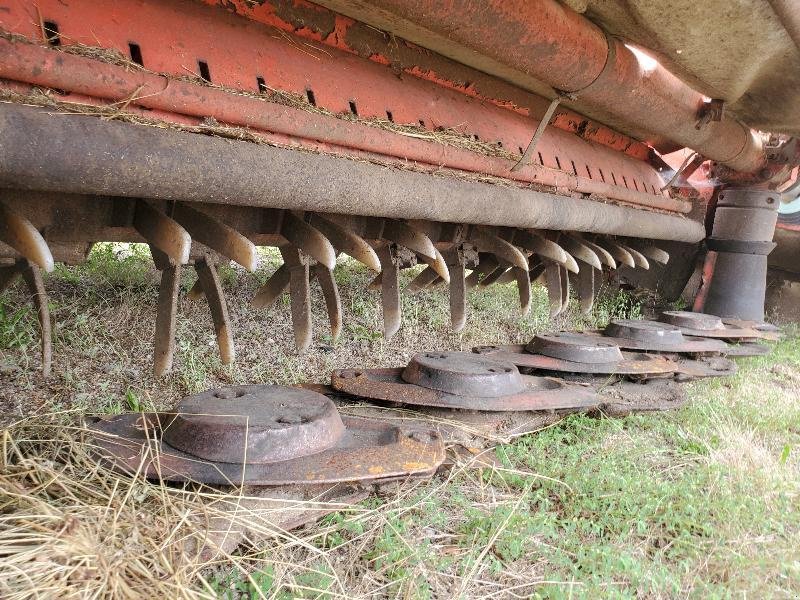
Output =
[
  {"x1": 1, "y1": 415, "x2": 208, "y2": 598},
  {"x1": 0, "y1": 414, "x2": 376, "y2": 599},
  {"x1": 3, "y1": 32, "x2": 521, "y2": 162},
  {"x1": 0, "y1": 411, "x2": 542, "y2": 598}
]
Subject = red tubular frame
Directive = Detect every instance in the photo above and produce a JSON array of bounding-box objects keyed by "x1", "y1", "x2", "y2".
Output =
[
  {"x1": 0, "y1": 39, "x2": 687, "y2": 212},
  {"x1": 312, "y1": 0, "x2": 766, "y2": 173},
  {"x1": 202, "y1": 0, "x2": 653, "y2": 162},
  {"x1": 0, "y1": 0, "x2": 691, "y2": 214}
]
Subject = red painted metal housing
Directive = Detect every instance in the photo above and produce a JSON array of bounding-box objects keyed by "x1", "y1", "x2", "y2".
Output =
[
  {"x1": 195, "y1": 0, "x2": 649, "y2": 159},
  {"x1": 0, "y1": 0, "x2": 688, "y2": 213},
  {"x1": 0, "y1": 38, "x2": 688, "y2": 213},
  {"x1": 311, "y1": 0, "x2": 766, "y2": 173}
]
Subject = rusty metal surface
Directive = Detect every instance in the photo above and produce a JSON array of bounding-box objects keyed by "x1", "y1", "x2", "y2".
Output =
[
  {"x1": 314, "y1": 264, "x2": 343, "y2": 341},
  {"x1": 194, "y1": 257, "x2": 235, "y2": 364},
  {"x1": 3, "y1": 0, "x2": 653, "y2": 159},
  {"x1": 198, "y1": 1, "x2": 651, "y2": 159},
  {"x1": 722, "y1": 319, "x2": 781, "y2": 340},
  {"x1": 312, "y1": 0, "x2": 767, "y2": 172},
  {"x1": 576, "y1": 264, "x2": 597, "y2": 314},
  {"x1": 0, "y1": 183, "x2": 690, "y2": 369},
  {"x1": 527, "y1": 333, "x2": 624, "y2": 363},
  {"x1": 282, "y1": 246, "x2": 313, "y2": 352},
  {"x1": 172, "y1": 203, "x2": 258, "y2": 272},
  {"x1": 153, "y1": 264, "x2": 181, "y2": 377},
  {"x1": 727, "y1": 320, "x2": 780, "y2": 334},
  {"x1": 510, "y1": 230, "x2": 575, "y2": 272},
  {"x1": 560, "y1": 235, "x2": 602, "y2": 270},
  {"x1": 162, "y1": 386, "x2": 345, "y2": 464},
  {"x1": 0, "y1": 258, "x2": 52, "y2": 377},
  {"x1": 325, "y1": 392, "x2": 571, "y2": 446},
  {"x1": 0, "y1": 1, "x2": 682, "y2": 208},
  {"x1": 444, "y1": 245, "x2": 473, "y2": 333},
  {"x1": 671, "y1": 356, "x2": 738, "y2": 379},
  {"x1": 473, "y1": 343, "x2": 678, "y2": 377},
  {"x1": 18, "y1": 259, "x2": 52, "y2": 377},
  {"x1": 315, "y1": 376, "x2": 687, "y2": 446},
  {"x1": 88, "y1": 398, "x2": 445, "y2": 485},
  {"x1": 599, "y1": 320, "x2": 729, "y2": 354},
  {"x1": 597, "y1": 379, "x2": 687, "y2": 416},
  {"x1": 0, "y1": 201, "x2": 54, "y2": 273},
  {"x1": 280, "y1": 215, "x2": 335, "y2": 271},
  {"x1": 331, "y1": 360, "x2": 599, "y2": 412},
  {"x1": 0, "y1": 104, "x2": 707, "y2": 243},
  {"x1": 378, "y1": 244, "x2": 403, "y2": 340},
  {"x1": 407, "y1": 266, "x2": 439, "y2": 294},
  {"x1": 402, "y1": 352, "x2": 523, "y2": 398},
  {"x1": 658, "y1": 311, "x2": 765, "y2": 341},
  {"x1": 722, "y1": 342, "x2": 773, "y2": 357},
  {"x1": 133, "y1": 201, "x2": 191, "y2": 267},
  {"x1": 315, "y1": 382, "x2": 582, "y2": 445},
  {"x1": 252, "y1": 264, "x2": 290, "y2": 310},
  {"x1": 308, "y1": 215, "x2": 380, "y2": 272},
  {"x1": 544, "y1": 262, "x2": 564, "y2": 318}
]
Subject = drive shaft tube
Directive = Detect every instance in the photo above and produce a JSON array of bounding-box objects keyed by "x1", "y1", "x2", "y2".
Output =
[
  {"x1": 0, "y1": 103, "x2": 705, "y2": 242},
  {"x1": 703, "y1": 189, "x2": 780, "y2": 320},
  {"x1": 313, "y1": 0, "x2": 766, "y2": 172}
]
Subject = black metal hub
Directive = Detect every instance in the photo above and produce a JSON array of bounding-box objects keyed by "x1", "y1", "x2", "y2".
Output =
[
  {"x1": 402, "y1": 352, "x2": 523, "y2": 397},
  {"x1": 526, "y1": 333, "x2": 624, "y2": 363},
  {"x1": 600, "y1": 319, "x2": 729, "y2": 354},
  {"x1": 164, "y1": 385, "x2": 345, "y2": 464}
]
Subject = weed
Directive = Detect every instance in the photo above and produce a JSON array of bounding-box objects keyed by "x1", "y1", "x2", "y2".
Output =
[
  {"x1": 125, "y1": 387, "x2": 142, "y2": 412},
  {"x1": 0, "y1": 301, "x2": 35, "y2": 350}
]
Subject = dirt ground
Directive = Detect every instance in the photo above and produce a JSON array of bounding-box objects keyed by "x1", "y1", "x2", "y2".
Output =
[
  {"x1": 0, "y1": 245, "x2": 634, "y2": 419},
  {"x1": 1, "y1": 246, "x2": 798, "y2": 598}
]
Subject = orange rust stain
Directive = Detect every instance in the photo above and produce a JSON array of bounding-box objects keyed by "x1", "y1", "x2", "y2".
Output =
[
  {"x1": 204, "y1": 0, "x2": 650, "y2": 161},
  {"x1": 369, "y1": 53, "x2": 392, "y2": 66},
  {"x1": 403, "y1": 462, "x2": 433, "y2": 470},
  {"x1": 323, "y1": 16, "x2": 357, "y2": 52},
  {"x1": 292, "y1": 25, "x2": 325, "y2": 43},
  {"x1": 211, "y1": 0, "x2": 361, "y2": 58},
  {"x1": 217, "y1": 1, "x2": 286, "y2": 32},
  {"x1": 292, "y1": 0, "x2": 332, "y2": 13},
  {"x1": 368, "y1": 465, "x2": 385, "y2": 474}
]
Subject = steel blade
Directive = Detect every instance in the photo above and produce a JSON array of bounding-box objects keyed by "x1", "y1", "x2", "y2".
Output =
[
  {"x1": 153, "y1": 263, "x2": 181, "y2": 377},
  {"x1": 195, "y1": 257, "x2": 235, "y2": 364}
]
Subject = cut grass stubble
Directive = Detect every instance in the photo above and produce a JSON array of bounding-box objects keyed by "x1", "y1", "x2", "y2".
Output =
[{"x1": 0, "y1": 244, "x2": 798, "y2": 598}]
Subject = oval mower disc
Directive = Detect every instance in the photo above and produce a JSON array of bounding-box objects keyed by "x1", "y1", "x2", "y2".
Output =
[
  {"x1": 87, "y1": 384, "x2": 445, "y2": 485},
  {"x1": 331, "y1": 351, "x2": 598, "y2": 411},
  {"x1": 473, "y1": 332, "x2": 677, "y2": 377},
  {"x1": 597, "y1": 319, "x2": 729, "y2": 354},
  {"x1": 658, "y1": 311, "x2": 773, "y2": 342}
]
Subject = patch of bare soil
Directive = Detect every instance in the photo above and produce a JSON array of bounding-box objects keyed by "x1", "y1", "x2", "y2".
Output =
[{"x1": 0, "y1": 256, "x2": 598, "y2": 422}]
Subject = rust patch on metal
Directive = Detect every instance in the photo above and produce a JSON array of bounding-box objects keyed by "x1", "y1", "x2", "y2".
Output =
[
  {"x1": 331, "y1": 353, "x2": 599, "y2": 412},
  {"x1": 87, "y1": 385, "x2": 445, "y2": 485},
  {"x1": 473, "y1": 343, "x2": 679, "y2": 377},
  {"x1": 658, "y1": 310, "x2": 774, "y2": 341}
]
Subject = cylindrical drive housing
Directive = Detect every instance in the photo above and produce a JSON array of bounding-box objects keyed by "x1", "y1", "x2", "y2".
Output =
[{"x1": 704, "y1": 189, "x2": 779, "y2": 320}]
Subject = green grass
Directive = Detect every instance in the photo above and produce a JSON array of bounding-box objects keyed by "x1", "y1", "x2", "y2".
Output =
[
  {"x1": 0, "y1": 301, "x2": 36, "y2": 350},
  {"x1": 209, "y1": 335, "x2": 799, "y2": 598},
  {"x1": 2, "y1": 244, "x2": 798, "y2": 598}
]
